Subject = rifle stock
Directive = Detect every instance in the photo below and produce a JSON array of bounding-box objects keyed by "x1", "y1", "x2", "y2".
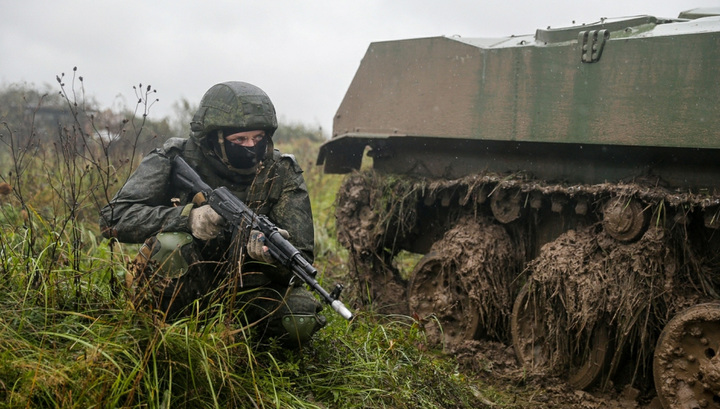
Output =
[{"x1": 172, "y1": 155, "x2": 354, "y2": 321}]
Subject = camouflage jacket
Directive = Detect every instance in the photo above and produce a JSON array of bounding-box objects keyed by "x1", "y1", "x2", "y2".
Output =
[{"x1": 99, "y1": 136, "x2": 315, "y2": 264}]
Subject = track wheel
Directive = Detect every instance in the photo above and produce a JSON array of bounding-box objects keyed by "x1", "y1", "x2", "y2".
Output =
[
  {"x1": 511, "y1": 283, "x2": 611, "y2": 390},
  {"x1": 408, "y1": 252, "x2": 479, "y2": 349},
  {"x1": 653, "y1": 303, "x2": 720, "y2": 409}
]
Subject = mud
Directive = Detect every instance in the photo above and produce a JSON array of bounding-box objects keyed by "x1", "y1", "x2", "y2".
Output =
[
  {"x1": 526, "y1": 225, "x2": 719, "y2": 389},
  {"x1": 334, "y1": 169, "x2": 720, "y2": 407},
  {"x1": 406, "y1": 171, "x2": 720, "y2": 210},
  {"x1": 334, "y1": 172, "x2": 418, "y2": 314},
  {"x1": 652, "y1": 302, "x2": 720, "y2": 409},
  {"x1": 451, "y1": 339, "x2": 662, "y2": 408},
  {"x1": 408, "y1": 215, "x2": 523, "y2": 343}
]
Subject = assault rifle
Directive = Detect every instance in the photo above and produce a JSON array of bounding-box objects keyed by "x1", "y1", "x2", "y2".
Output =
[{"x1": 172, "y1": 155, "x2": 353, "y2": 320}]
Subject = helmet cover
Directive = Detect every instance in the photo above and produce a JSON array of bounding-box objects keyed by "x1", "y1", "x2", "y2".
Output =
[{"x1": 191, "y1": 81, "x2": 278, "y2": 139}]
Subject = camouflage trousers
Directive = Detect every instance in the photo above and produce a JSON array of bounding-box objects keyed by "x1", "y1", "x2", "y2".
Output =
[{"x1": 126, "y1": 233, "x2": 326, "y2": 345}]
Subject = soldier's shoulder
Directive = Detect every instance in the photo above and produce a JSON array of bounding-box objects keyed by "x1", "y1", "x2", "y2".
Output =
[
  {"x1": 161, "y1": 137, "x2": 188, "y2": 154},
  {"x1": 272, "y1": 149, "x2": 303, "y2": 173},
  {"x1": 146, "y1": 137, "x2": 189, "y2": 160}
]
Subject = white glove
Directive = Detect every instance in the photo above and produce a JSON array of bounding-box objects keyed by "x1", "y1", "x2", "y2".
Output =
[
  {"x1": 247, "y1": 228, "x2": 289, "y2": 264},
  {"x1": 188, "y1": 205, "x2": 225, "y2": 240}
]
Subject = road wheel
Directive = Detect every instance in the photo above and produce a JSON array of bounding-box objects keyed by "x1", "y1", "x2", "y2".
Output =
[
  {"x1": 511, "y1": 283, "x2": 612, "y2": 390},
  {"x1": 654, "y1": 303, "x2": 720, "y2": 409},
  {"x1": 409, "y1": 251, "x2": 480, "y2": 349}
]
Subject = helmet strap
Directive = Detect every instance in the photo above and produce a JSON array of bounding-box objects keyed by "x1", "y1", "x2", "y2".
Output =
[{"x1": 216, "y1": 129, "x2": 231, "y2": 167}]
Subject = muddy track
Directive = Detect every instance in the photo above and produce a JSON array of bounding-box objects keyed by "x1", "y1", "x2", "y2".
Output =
[{"x1": 334, "y1": 170, "x2": 720, "y2": 407}]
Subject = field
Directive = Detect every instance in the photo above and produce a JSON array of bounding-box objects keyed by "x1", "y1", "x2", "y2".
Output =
[
  {"x1": 2, "y1": 79, "x2": 667, "y2": 408},
  {"x1": 0, "y1": 81, "x2": 499, "y2": 408}
]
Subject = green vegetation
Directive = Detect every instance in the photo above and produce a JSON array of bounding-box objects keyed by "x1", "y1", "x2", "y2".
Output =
[{"x1": 0, "y1": 76, "x2": 508, "y2": 408}]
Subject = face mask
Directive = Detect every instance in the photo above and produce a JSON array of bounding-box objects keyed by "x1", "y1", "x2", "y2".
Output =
[{"x1": 223, "y1": 136, "x2": 267, "y2": 169}]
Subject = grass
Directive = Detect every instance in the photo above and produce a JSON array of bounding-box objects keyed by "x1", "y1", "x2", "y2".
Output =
[
  {"x1": 0, "y1": 286, "x2": 489, "y2": 408},
  {"x1": 0, "y1": 134, "x2": 504, "y2": 408},
  {"x1": 0, "y1": 77, "x2": 530, "y2": 407}
]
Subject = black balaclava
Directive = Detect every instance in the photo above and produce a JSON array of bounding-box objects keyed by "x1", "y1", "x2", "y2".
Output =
[{"x1": 213, "y1": 129, "x2": 268, "y2": 170}]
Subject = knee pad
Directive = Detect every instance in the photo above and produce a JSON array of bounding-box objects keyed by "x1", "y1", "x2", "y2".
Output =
[{"x1": 280, "y1": 287, "x2": 327, "y2": 344}]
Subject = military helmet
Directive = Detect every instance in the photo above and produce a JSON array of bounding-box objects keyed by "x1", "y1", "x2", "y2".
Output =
[{"x1": 190, "y1": 81, "x2": 278, "y2": 139}]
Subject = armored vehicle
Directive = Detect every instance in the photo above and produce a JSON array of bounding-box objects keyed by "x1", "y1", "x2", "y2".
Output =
[{"x1": 317, "y1": 8, "x2": 720, "y2": 408}]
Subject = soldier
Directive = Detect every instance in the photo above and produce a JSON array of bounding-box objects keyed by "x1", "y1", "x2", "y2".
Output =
[{"x1": 100, "y1": 81, "x2": 325, "y2": 345}]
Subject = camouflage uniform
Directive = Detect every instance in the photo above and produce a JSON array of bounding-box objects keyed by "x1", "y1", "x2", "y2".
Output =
[{"x1": 100, "y1": 82, "x2": 324, "y2": 344}]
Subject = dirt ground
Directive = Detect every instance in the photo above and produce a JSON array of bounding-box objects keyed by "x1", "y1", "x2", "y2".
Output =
[{"x1": 450, "y1": 338, "x2": 664, "y2": 408}]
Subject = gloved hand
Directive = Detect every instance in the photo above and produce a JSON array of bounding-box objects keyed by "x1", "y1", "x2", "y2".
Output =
[
  {"x1": 247, "y1": 228, "x2": 289, "y2": 264},
  {"x1": 188, "y1": 205, "x2": 225, "y2": 240}
]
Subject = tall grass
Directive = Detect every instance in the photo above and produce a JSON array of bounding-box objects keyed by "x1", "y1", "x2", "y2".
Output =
[
  {"x1": 0, "y1": 78, "x2": 502, "y2": 408},
  {"x1": 0, "y1": 299, "x2": 490, "y2": 407}
]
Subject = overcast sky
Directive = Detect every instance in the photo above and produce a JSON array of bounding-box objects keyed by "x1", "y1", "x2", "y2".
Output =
[{"x1": 1, "y1": 1, "x2": 716, "y2": 135}]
